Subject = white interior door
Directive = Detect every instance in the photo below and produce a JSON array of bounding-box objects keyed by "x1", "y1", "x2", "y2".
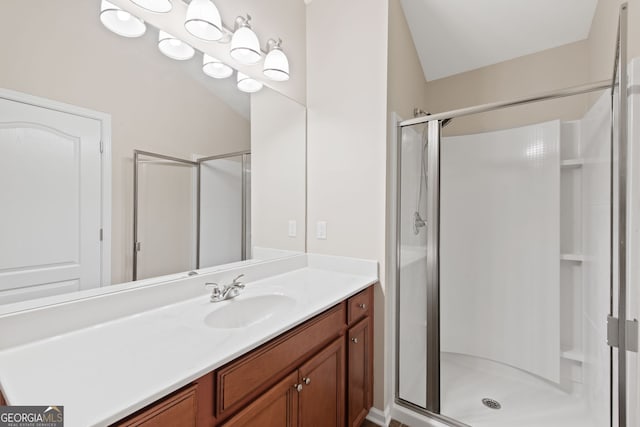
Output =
[{"x1": 0, "y1": 96, "x2": 103, "y2": 304}]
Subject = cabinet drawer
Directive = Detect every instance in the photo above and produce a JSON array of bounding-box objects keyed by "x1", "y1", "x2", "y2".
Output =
[
  {"x1": 221, "y1": 371, "x2": 299, "y2": 427},
  {"x1": 216, "y1": 303, "x2": 346, "y2": 419},
  {"x1": 347, "y1": 287, "x2": 372, "y2": 325}
]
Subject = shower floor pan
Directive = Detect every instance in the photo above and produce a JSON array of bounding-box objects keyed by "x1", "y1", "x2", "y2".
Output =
[{"x1": 440, "y1": 352, "x2": 598, "y2": 427}]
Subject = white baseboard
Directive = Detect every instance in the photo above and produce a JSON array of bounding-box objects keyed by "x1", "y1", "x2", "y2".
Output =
[{"x1": 366, "y1": 406, "x2": 391, "y2": 426}]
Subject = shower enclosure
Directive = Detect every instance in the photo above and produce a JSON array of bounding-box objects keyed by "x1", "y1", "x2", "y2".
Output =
[
  {"x1": 395, "y1": 4, "x2": 634, "y2": 427},
  {"x1": 133, "y1": 150, "x2": 251, "y2": 280}
]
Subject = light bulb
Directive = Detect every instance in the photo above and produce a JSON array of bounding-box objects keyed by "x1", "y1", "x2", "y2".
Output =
[
  {"x1": 230, "y1": 17, "x2": 261, "y2": 65},
  {"x1": 184, "y1": 0, "x2": 223, "y2": 41},
  {"x1": 237, "y1": 72, "x2": 263, "y2": 93},
  {"x1": 130, "y1": 0, "x2": 172, "y2": 13},
  {"x1": 203, "y1": 54, "x2": 233, "y2": 79},
  {"x1": 158, "y1": 31, "x2": 194, "y2": 60},
  {"x1": 116, "y1": 10, "x2": 131, "y2": 21},
  {"x1": 100, "y1": 1, "x2": 146, "y2": 38},
  {"x1": 263, "y1": 44, "x2": 290, "y2": 82}
]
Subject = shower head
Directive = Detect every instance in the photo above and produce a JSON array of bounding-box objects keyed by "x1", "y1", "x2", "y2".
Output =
[
  {"x1": 413, "y1": 211, "x2": 426, "y2": 235},
  {"x1": 413, "y1": 108, "x2": 453, "y2": 128}
]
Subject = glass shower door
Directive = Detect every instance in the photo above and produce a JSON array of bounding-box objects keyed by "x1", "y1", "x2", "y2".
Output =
[
  {"x1": 198, "y1": 152, "x2": 251, "y2": 268},
  {"x1": 397, "y1": 121, "x2": 428, "y2": 409},
  {"x1": 397, "y1": 92, "x2": 618, "y2": 427},
  {"x1": 397, "y1": 121, "x2": 441, "y2": 413},
  {"x1": 134, "y1": 151, "x2": 197, "y2": 280}
]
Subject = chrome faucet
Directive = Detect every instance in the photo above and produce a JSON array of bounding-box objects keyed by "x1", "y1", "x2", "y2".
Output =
[{"x1": 205, "y1": 274, "x2": 245, "y2": 302}]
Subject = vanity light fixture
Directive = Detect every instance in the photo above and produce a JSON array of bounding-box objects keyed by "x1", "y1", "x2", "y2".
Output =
[
  {"x1": 130, "y1": 0, "x2": 172, "y2": 13},
  {"x1": 237, "y1": 72, "x2": 263, "y2": 93},
  {"x1": 263, "y1": 39, "x2": 290, "y2": 82},
  {"x1": 203, "y1": 54, "x2": 233, "y2": 79},
  {"x1": 185, "y1": 0, "x2": 223, "y2": 41},
  {"x1": 230, "y1": 15, "x2": 261, "y2": 65},
  {"x1": 100, "y1": 0, "x2": 146, "y2": 38},
  {"x1": 158, "y1": 31, "x2": 195, "y2": 60}
]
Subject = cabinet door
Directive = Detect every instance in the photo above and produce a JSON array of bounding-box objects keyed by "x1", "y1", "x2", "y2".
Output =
[
  {"x1": 347, "y1": 317, "x2": 372, "y2": 427},
  {"x1": 298, "y1": 337, "x2": 345, "y2": 427},
  {"x1": 222, "y1": 371, "x2": 298, "y2": 427},
  {"x1": 115, "y1": 385, "x2": 197, "y2": 427}
]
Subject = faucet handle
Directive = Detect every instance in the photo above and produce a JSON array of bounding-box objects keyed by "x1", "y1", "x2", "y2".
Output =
[
  {"x1": 205, "y1": 282, "x2": 222, "y2": 298},
  {"x1": 231, "y1": 274, "x2": 245, "y2": 287}
]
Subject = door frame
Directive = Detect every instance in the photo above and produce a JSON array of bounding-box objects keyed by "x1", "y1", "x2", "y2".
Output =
[{"x1": 0, "y1": 87, "x2": 112, "y2": 287}]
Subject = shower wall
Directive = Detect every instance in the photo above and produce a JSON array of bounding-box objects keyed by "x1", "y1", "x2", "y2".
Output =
[{"x1": 440, "y1": 121, "x2": 561, "y2": 383}]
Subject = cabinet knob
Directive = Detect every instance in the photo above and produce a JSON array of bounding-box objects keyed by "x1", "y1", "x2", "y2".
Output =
[
  {"x1": 303, "y1": 377, "x2": 311, "y2": 385},
  {"x1": 358, "y1": 303, "x2": 367, "y2": 310},
  {"x1": 294, "y1": 384, "x2": 303, "y2": 392},
  {"x1": 351, "y1": 337, "x2": 358, "y2": 344}
]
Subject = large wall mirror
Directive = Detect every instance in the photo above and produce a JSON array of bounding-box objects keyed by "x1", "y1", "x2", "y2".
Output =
[{"x1": 0, "y1": 1, "x2": 306, "y2": 307}]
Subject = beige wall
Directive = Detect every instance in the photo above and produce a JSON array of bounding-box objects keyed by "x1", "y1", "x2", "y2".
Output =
[
  {"x1": 251, "y1": 89, "x2": 306, "y2": 253},
  {"x1": 423, "y1": 40, "x2": 591, "y2": 135},
  {"x1": 306, "y1": 0, "x2": 389, "y2": 410},
  {"x1": 0, "y1": 1, "x2": 250, "y2": 284},
  {"x1": 387, "y1": 0, "x2": 426, "y2": 121}
]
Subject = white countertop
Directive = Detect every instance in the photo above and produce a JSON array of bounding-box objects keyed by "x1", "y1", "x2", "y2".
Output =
[{"x1": 0, "y1": 254, "x2": 377, "y2": 427}]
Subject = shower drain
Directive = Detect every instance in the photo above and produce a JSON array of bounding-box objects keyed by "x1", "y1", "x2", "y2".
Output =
[{"x1": 481, "y1": 398, "x2": 502, "y2": 410}]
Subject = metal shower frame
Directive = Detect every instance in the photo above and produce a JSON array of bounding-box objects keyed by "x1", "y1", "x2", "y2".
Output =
[
  {"x1": 394, "y1": 4, "x2": 630, "y2": 426},
  {"x1": 132, "y1": 149, "x2": 251, "y2": 281}
]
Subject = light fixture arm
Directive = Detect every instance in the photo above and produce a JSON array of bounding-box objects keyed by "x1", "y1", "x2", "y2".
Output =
[
  {"x1": 234, "y1": 14, "x2": 252, "y2": 30},
  {"x1": 266, "y1": 38, "x2": 283, "y2": 51}
]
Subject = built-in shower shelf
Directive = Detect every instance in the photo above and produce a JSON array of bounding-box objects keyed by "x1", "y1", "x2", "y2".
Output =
[
  {"x1": 561, "y1": 348, "x2": 584, "y2": 363},
  {"x1": 561, "y1": 253, "x2": 584, "y2": 262},
  {"x1": 561, "y1": 159, "x2": 584, "y2": 168}
]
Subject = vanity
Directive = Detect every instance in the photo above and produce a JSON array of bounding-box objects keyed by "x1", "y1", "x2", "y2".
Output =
[
  {"x1": 116, "y1": 286, "x2": 372, "y2": 427},
  {"x1": 0, "y1": 254, "x2": 377, "y2": 427}
]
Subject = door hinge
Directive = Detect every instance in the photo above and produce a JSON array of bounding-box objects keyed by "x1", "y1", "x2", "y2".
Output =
[
  {"x1": 135, "y1": 242, "x2": 141, "y2": 252},
  {"x1": 99, "y1": 229, "x2": 103, "y2": 241},
  {"x1": 100, "y1": 140, "x2": 104, "y2": 153},
  {"x1": 607, "y1": 315, "x2": 639, "y2": 352}
]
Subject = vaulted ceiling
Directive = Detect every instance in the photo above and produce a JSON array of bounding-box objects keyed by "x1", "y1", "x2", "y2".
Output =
[{"x1": 401, "y1": 0, "x2": 598, "y2": 81}]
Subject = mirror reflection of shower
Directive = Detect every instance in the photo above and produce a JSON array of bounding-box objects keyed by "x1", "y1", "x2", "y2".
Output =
[{"x1": 412, "y1": 108, "x2": 451, "y2": 235}]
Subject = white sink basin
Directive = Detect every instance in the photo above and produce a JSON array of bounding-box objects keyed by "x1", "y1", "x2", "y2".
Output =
[{"x1": 204, "y1": 294, "x2": 296, "y2": 329}]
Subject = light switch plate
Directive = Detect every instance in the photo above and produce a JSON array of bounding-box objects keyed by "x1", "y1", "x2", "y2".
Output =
[
  {"x1": 288, "y1": 220, "x2": 297, "y2": 237},
  {"x1": 316, "y1": 221, "x2": 327, "y2": 240}
]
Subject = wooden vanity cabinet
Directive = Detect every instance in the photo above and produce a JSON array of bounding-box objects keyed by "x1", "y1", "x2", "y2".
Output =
[
  {"x1": 347, "y1": 317, "x2": 372, "y2": 426},
  {"x1": 224, "y1": 337, "x2": 345, "y2": 427},
  {"x1": 112, "y1": 285, "x2": 374, "y2": 427},
  {"x1": 297, "y1": 337, "x2": 345, "y2": 427},
  {"x1": 116, "y1": 384, "x2": 198, "y2": 427},
  {"x1": 215, "y1": 303, "x2": 346, "y2": 420},
  {"x1": 222, "y1": 371, "x2": 299, "y2": 427},
  {"x1": 346, "y1": 287, "x2": 374, "y2": 427}
]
